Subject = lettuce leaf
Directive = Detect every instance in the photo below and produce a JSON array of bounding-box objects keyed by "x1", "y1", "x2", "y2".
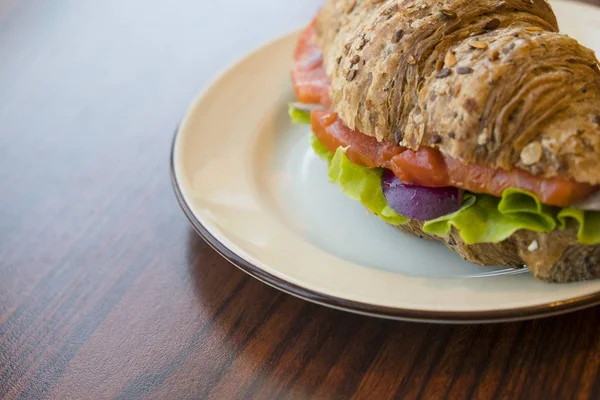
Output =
[
  {"x1": 310, "y1": 133, "x2": 333, "y2": 163},
  {"x1": 557, "y1": 208, "x2": 600, "y2": 245},
  {"x1": 311, "y1": 134, "x2": 408, "y2": 225},
  {"x1": 307, "y1": 131, "x2": 600, "y2": 245},
  {"x1": 289, "y1": 105, "x2": 311, "y2": 125},
  {"x1": 423, "y1": 190, "x2": 557, "y2": 245}
]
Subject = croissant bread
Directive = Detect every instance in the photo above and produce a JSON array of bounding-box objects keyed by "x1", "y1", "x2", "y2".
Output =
[{"x1": 291, "y1": 0, "x2": 600, "y2": 282}]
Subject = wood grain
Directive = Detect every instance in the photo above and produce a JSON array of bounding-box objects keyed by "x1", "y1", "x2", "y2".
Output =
[{"x1": 1, "y1": 0, "x2": 600, "y2": 399}]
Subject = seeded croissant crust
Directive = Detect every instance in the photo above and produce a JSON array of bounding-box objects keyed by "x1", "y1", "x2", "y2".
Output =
[{"x1": 315, "y1": 0, "x2": 600, "y2": 185}]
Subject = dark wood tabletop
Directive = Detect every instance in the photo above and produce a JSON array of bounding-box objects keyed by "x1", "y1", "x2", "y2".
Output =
[{"x1": 2, "y1": 1, "x2": 600, "y2": 399}]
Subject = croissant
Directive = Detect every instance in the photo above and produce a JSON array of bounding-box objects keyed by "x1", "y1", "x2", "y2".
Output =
[{"x1": 291, "y1": 0, "x2": 600, "y2": 282}]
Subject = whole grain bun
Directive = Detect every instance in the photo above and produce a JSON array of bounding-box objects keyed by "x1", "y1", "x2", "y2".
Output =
[
  {"x1": 316, "y1": 0, "x2": 600, "y2": 185},
  {"x1": 397, "y1": 219, "x2": 600, "y2": 283}
]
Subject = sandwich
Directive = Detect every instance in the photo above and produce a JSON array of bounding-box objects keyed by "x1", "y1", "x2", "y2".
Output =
[{"x1": 289, "y1": 0, "x2": 600, "y2": 282}]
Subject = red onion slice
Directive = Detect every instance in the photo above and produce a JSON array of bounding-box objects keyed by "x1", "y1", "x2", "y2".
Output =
[{"x1": 381, "y1": 170, "x2": 463, "y2": 221}]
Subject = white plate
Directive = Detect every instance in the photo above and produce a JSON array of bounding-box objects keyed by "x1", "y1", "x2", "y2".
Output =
[{"x1": 172, "y1": 0, "x2": 600, "y2": 323}]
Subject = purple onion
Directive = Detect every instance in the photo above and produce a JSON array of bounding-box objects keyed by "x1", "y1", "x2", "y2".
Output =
[{"x1": 381, "y1": 170, "x2": 463, "y2": 221}]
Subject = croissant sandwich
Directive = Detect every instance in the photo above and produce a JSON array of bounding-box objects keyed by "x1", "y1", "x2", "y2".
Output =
[{"x1": 289, "y1": 0, "x2": 600, "y2": 282}]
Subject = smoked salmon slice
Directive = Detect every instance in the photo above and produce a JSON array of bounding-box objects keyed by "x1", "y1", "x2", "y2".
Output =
[
  {"x1": 311, "y1": 111, "x2": 596, "y2": 208},
  {"x1": 291, "y1": 20, "x2": 330, "y2": 107}
]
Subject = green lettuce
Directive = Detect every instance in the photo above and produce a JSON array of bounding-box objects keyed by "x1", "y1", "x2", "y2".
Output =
[
  {"x1": 289, "y1": 104, "x2": 311, "y2": 125},
  {"x1": 298, "y1": 119, "x2": 600, "y2": 246},
  {"x1": 557, "y1": 208, "x2": 600, "y2": 245},
  {"x1": 310, "y1": 133, "x2": 333, "y2": 162},
  {"x1": 311, "y1": 134, "x2": 408, "y2": 226},
  {"x1": 423, "y1": 190, "x2": 557, "y2": 245}
]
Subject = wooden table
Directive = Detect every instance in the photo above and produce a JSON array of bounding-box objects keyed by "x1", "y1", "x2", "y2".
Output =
[{"x1": 1, "y1": 1, "x2": 600, "y2": 399}]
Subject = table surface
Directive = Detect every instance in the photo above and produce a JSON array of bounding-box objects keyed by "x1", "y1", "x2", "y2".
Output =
[{"x1": 2, "y1": 0, "x2": 600, "y2": 399}]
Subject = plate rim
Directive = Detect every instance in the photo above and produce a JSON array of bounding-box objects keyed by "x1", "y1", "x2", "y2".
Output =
[{"x1": 170, "y1": 5, "x2": 600, "y2": 323}]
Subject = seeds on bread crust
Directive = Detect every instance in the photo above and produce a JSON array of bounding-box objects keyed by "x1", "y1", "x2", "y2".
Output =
[
  {"x1": 456, "y1": 66, "x2": 473, "y2": 75},
  {"x1": 356, "y1": 36, "x2": 367, "y2": 50},
  {"x1": 440, "y1": 9, "x2": 457, "y2": 19},
  {"x1": 521, "y1": 141, "x2": 543, "y2": 165},
  {"x1": 524, "y1": 26, "x2": 544, "y2": 33},
  {"x1": 435, "y1": 59, "x2": 444, "y2": 71},
  {"x1": 484, "y1": 18, "x2": 501, "y2": 30},
  {"x1": 470, "y1": 41, "x2": 489, "y2": 50},
  {"x1": 346, "y1": 69, "x2": 357, "y2": 82},
  {"x1": 436, "y1": 68, "x2": 452, "y2": 78},
  {"x1": 445, "y1": 52, "x2": 457, "y2": 67},
  {"x1": 391, "y1": 29, "x2": 405, "y2": 43}
]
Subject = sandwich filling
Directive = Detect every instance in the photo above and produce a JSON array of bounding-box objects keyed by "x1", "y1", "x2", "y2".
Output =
[{"x1": 291, "y1": 22, "x2": 600, "y2": 245}]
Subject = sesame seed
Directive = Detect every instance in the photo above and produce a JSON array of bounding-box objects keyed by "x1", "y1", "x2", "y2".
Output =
[
  {"x1": 445, "y1": 52, "x2": 457, "y2": 67},
  {"x1": 344, "y1": 43, "x2": 351, "y2": 55},
  {"x1": 520, "y1": 141, "x2": 543, "y2": 165},
  {"x1": 392, "y1": 29, "x2": 405, "y2": 43},
  {"x1": 525, "y1": 26, "x2": 544, "y2": 33},
  {"x1": 470, "y1": 41, "x2": 489, "y2": 50},
  {"x1": 441, "y1": 9, "x2": 457, "y2": 19},
  {"x1": 436, "y1": 68, "x2": 452, "y2": 78},
  {"x1": 350, "y1": 55, "x2": 361, "y2": 65},
  {"x1": 456, "y1": 66, "x2": 473, "y2": 74},
  {"x1": 346, "y1": 69, "x2": 357, "y2": 82},
  {"x1": 484, "y1": 18, "x2": 501, "y2": 30},
  {"x1": 356, "y1": 36, "x2": 367, "y2": 50},
  {"x1": 435, "y1": 59, "x2": 444, "y2": 71}
]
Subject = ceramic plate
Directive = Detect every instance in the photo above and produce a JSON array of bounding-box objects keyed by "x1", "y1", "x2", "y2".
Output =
[{"x1": 172, "y1": 0, "x2": 600, "y2": 323}]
